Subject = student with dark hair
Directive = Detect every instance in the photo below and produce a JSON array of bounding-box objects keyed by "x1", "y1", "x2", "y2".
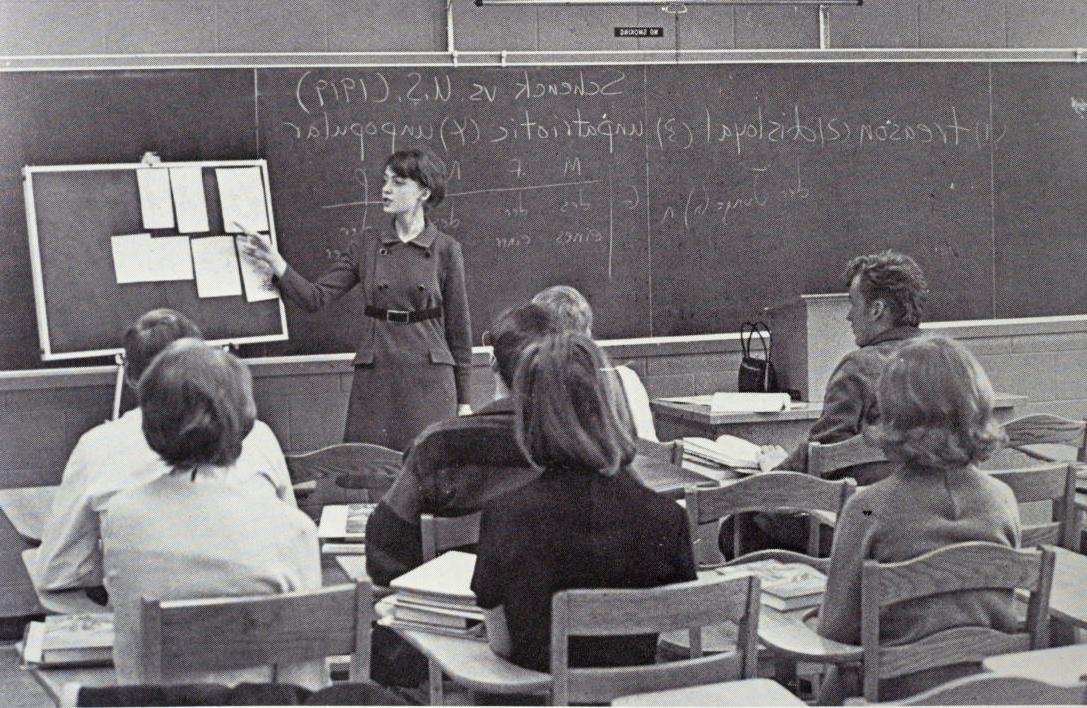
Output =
[
  {"x1": 104, "y1": 340, "x2": 324, "y2": 688},
  {"x1": 764, "y1": 250, "x2": 930, "y2": 482},
  {"x1": 35, "y1": 309, "x2": 293, "y2": 593},
  {"x1": 238, "y1": 147, "x2": 472, "y2": 451},
  {"x1": 365, "y1": 302, "x2": 561, "y2": 587},
  {"x1": 470, "y1": 333, "x2": 696, "y2": 672},
  {"x1": 817, "y1": 336, "x2": 1019, "y2": 703}
]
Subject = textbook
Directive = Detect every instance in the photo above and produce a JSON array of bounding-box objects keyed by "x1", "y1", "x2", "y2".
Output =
[
  {"x1": 716, "y1": 560, "x2": 827, "y2": 612},
  {"x1": 321, "y1": 541, "x2": 365, "y2": 555},
  {"x1": 390, "y1": 550, "x2": 477, "y2": 606},
  {"x1": 683, "y1": 434, "x2": 765, "y2": 470},
  {"x1": 392, "y1": 597, "x2": 485, "y2": 629},
  {"x1": 22, "y1": 612, "x2": 114, "y2": 667},
  {"x1": 317, "y1": 502, "x2": 377, "y2": 541}
]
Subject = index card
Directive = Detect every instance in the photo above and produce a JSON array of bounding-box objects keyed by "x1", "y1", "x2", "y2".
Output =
[
  {"x1": 216, "y1": 167, "x2": 268, "y2": 233},
  {"x1": 136, "y1": 168, "x2": 175, "y2": 229},
  {"x1": 169, "y1": 167, "x2": 210, "y2": 233},
  {"x1": 191, "y1": 236, "x2": 243, "y2": 298},
  {"x1": 110, "y1": 234, "x2": 153, "y2": 284},
  {"x1": 144, "y1": 236, "x2": 194, "y2": 281}
]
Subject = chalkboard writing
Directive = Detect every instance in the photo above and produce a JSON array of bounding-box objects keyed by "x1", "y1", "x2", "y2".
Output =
[{"x1": 0, "y1": 63, "x2": 1085, "y2": 370}]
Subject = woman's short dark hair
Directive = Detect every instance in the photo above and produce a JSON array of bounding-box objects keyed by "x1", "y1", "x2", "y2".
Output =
[
  {"x1": 123, "y1": 309, "x2": 202, "y2": 384},
  {"x1": 868, "y1": 336, "x2": 1005, "y2": 470},
  {"x1": 384, "y1": 147, "x2": 447, "y2": 210},
  {"x1": 139, "y1": 339, "x2": 256, "y2": 469},
  {"x1": 844, "y1": 250, "x2": 929, "y2": 327},
  {"x1": 489, "y1": 303, "x2": 562, "y2": 389},
  {"x1": 531, "y1": 285, "x2": 593, "y2": 335},
  {"x1": 514, "y1": 332, "x2": 635, "y2": 477}
]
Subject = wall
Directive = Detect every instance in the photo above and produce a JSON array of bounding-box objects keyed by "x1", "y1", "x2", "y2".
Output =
[{"x1": 0, "y1": 0, "x2": 1085, "y2": 55}]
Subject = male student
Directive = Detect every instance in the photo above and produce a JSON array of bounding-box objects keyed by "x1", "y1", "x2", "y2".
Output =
[
  {"x1": 764, "y1": 250, "x2": 929, "y2": 484},
  {"x1": 35, "y1": 309, "x2": 295, "y2": 594},
  {"x1": 365, "y1": 302, "x2": 561, "y2": 587}
]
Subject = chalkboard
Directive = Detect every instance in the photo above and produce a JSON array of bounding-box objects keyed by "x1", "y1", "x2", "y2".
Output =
[
  {"x1": 24, "y1": 162, "x2": 287, "y2": 359},
  {"x1": 1, "y1": 62, "x2": 1085, "y2": 370}
]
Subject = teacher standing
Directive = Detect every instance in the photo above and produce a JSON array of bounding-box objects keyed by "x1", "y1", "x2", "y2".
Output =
[{"x1": 238, "y1": 147, "x2": 472, "y2": 451}]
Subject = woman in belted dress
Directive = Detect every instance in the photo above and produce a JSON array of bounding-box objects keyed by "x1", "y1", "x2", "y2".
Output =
[{"x1": 238, "y1": 147, "x2": 472, "y2": 451}]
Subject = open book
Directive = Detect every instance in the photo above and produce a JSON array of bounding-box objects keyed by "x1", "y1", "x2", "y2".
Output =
[
  {"x1": 317, "y1": 502, "x2": 377, "y2": 541},
  {"x1": 683, "y1": 434, "x2": 772, "y2": 471},
  {"x1": 22, "y1": 612, "x2": 113, "y2": 667}
]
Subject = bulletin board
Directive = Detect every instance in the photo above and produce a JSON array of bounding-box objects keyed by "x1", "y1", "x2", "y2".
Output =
[{"x1": 22, "y1": 159, "x2": 288, "y2": 361}]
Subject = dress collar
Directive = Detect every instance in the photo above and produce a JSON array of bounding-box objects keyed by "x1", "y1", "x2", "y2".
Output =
[
  {"x1": 862, "y1": 324, "x2": 923, "y2": 348},
  {"x1": 380, "y1": 221, "x2": 438, "y2": 249}
]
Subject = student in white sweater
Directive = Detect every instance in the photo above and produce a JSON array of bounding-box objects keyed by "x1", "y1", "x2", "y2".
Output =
[
  {"x1": 103, "y1": 339, "x2": 323, "y2": 688},
  {"x1": 35, "y1": 309, "x2": 294, "y2": 594}
]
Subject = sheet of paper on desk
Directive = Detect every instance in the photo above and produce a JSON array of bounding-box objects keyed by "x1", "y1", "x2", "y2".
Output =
[{"x1": 710, "y1": 392, "x2": 791, "y2": 413}]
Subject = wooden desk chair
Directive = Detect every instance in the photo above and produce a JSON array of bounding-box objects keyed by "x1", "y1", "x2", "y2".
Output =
[
  {"x1": 135, "y1": 580, "x2": 372, "y2": 684},
  {"x1": 807, "y1": 434, "x2": 888, "y2": 480},
  {"x1": 987, "y1": 463, "x2": 1079, "y2": 550},
  {"x1": 551, "y1": 575, "x2": 760, "y2": 705},
  {"x1": 860, "y1": 542, "x2": 1055, "y2": 703},
  {"x1": 636, "y1": 437, "x2": 685, "y2": 466},
  {"x1": 890, "y1": 673, "x2": 1087, "y2": 705},
  {"x1": 420, "y1": 511, "x2": 482, "y2": 562},
  {"x1": 418, "y1": 510, "x2": 482, "y2": 704},
  {"x1": 686, "y1": 471, "x2": 856, "y2": 562},
  {"x1": 286, "y1": 443, "x2": 402, "y2": 518},
  {"x1": 1001, "y1": 414, "x2": 1087, "y2": 463}
]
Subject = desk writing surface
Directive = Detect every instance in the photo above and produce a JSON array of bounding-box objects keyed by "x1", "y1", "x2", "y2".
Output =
[{"x1": 982, "y1": 644, "x2": 1087, "y2": 686}]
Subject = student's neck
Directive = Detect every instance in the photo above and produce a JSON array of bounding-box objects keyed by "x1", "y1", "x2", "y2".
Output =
[{"x1": 395, "y1": 210, "x2": 426, "y2": 242}]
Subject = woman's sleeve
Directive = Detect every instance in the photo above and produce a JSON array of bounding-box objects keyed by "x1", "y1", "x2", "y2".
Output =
[
  {"x1": 817, "y1": 493, "x2": 873, "y2": 645},
  {"x1": 275, "y1": 242, "x2": 362, "y2": 313},
  {"x1": 441, "y1": 239, "x2": 473, "y2": 405}
]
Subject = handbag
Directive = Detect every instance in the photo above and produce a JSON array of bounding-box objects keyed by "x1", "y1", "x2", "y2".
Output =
[{"x1": 738, "y1": 321, "x2": 779, "y2": 393}]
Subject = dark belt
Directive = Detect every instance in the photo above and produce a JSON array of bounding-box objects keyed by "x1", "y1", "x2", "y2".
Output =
[{"x1": 364, "y1": 305, "x2": 442, "y2": 324}]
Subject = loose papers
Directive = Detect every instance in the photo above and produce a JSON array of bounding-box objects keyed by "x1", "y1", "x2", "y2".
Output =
[
  {"x1": 135, "y1": 169, "x2": 174, "y2": 229},
  {"x1": 217, "y1": 167, "x2": 268, "y2": 233},
  {"x1": 110, "y1": 234, "x2": 193, "y2": 284},
  {"x1": 191, "y1": 236, "x2": 243, "y2": 298},
  {"x1": 169, "y1": 167, "x2": 210, "y2": 233}
]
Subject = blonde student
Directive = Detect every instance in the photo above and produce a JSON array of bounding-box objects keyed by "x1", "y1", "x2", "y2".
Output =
[{"x1": 817, "y1": 336, "x2": 1020, "y2": 704}]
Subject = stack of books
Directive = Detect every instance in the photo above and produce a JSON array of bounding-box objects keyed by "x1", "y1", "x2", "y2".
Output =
[
  {"x1": 317, "y1": 502, "x2": 376, "y2": 555},
  {"x1": 715, "y1": 559, "x2": 827, "y2": 611},
  {"x1": 388, "y1": 551, "x2": 485, "y2": 641},
  {"x1": 22, "y1": 612, "x2": 114, "y2": 667}
]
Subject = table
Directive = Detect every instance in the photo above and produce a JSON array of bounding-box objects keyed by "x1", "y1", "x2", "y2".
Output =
[
  {"x1": 0, "y1": 485, "x2": 55, "y2": 543},
  {"x1": 1047, "y1": 546, "x2": 1087, "y2": 631},
  {"x1": 982, "y1": 644, "x2": 1087, "y2": 686},
  {"x1": 611, "y1": 677, "x2": 805, "y2": 706},
  {"x1": 652, "y1": 393, "x2": 1027, "y2": 446}
]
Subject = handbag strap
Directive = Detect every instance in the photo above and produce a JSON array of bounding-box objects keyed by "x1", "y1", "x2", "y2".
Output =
[{"x1": 742, "y1": 321, "x2": 770, "y2": 360}]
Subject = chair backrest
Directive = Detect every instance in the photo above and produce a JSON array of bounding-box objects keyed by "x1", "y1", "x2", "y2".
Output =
[
  {"x1": 420, "y1": 512, "x2": 482, "y2": 562},
  {"x1": 286, "y1": 443, "x2": 402, "y2": 516},
  {"x1": 685, "y1": 471, "x2": 855, "y2": 558},
  {"x1": 549, "y1": 575, "x2": 761, "y2": 706},
  {"x1": 892, "y1": 672, "x2": 1087, "y2": 705},
  {"x1": 860, "y1": 542, "x2": 1055, "y2": 703},
  {"x1": 636, "y1": 437, "x2": 685, "y2": 466},
  {"x1": 136, "y1": 580, "x2": 372, "y2": 685},
  {"x1": 988, "y1": 463, "x2": 1079, "y2": 549},
  {"x1": 1001, "y1": 414, "x2": 1087, "y2": 463},
  {"x1": 807, "y1": 434, "x2": 888, "y2": 479}
]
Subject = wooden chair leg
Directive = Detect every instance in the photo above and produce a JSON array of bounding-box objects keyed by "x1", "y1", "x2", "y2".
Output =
[{"x1": 428, "y1": 659, "x2": 445, "y2": 705}]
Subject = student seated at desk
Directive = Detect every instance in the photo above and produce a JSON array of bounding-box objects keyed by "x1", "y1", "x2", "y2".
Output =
[
  {"x1": 364, "y1": 302, "x2": 561, "y2": 587},
  {"x1": 470, "y1": 332, "x2": 696, "y2": 672},
  {"x1": 532, "y1": 285, "x2": 658, "y2": 441},
  {"x1": 35, "y1": 309, "x2": 294, "y2": 595},
  {"x1": 817, "y1": 337, "x2": 1020, "y2": 704},
  {"x1": 103, "y1": 339, "x2": 324, "y2": 688},
  {"x1": 764, "y1": 250, "x2": 929, "y2": 484}
]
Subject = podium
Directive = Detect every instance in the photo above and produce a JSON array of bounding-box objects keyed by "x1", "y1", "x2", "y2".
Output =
[{"x1": 766, "y1": 293, "x2": 854, "y2": 403}]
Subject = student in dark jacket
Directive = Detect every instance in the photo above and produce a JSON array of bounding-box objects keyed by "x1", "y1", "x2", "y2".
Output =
[
  {"x1": 238, "y1": 147, "x2": 472, "y2": 451},
  {"x1": 364, "y1": 302, "x2": 561, "y2": 587},
  {"x1": 471, "y1": 333, "x2": 697, "y2": 672}
]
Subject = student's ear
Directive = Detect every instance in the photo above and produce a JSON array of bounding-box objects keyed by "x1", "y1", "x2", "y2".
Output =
[
  {"x1": 419, "y1": 187, "x2": 431, "y2": 205},
  {"x1": 869, "y1": 298, "x2": 887, "y2": 320}
]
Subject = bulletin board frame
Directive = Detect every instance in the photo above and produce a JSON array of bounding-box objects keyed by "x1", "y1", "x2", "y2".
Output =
[{"x1": 22, "y1": 159, "x2": 289, "y2": 361}]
